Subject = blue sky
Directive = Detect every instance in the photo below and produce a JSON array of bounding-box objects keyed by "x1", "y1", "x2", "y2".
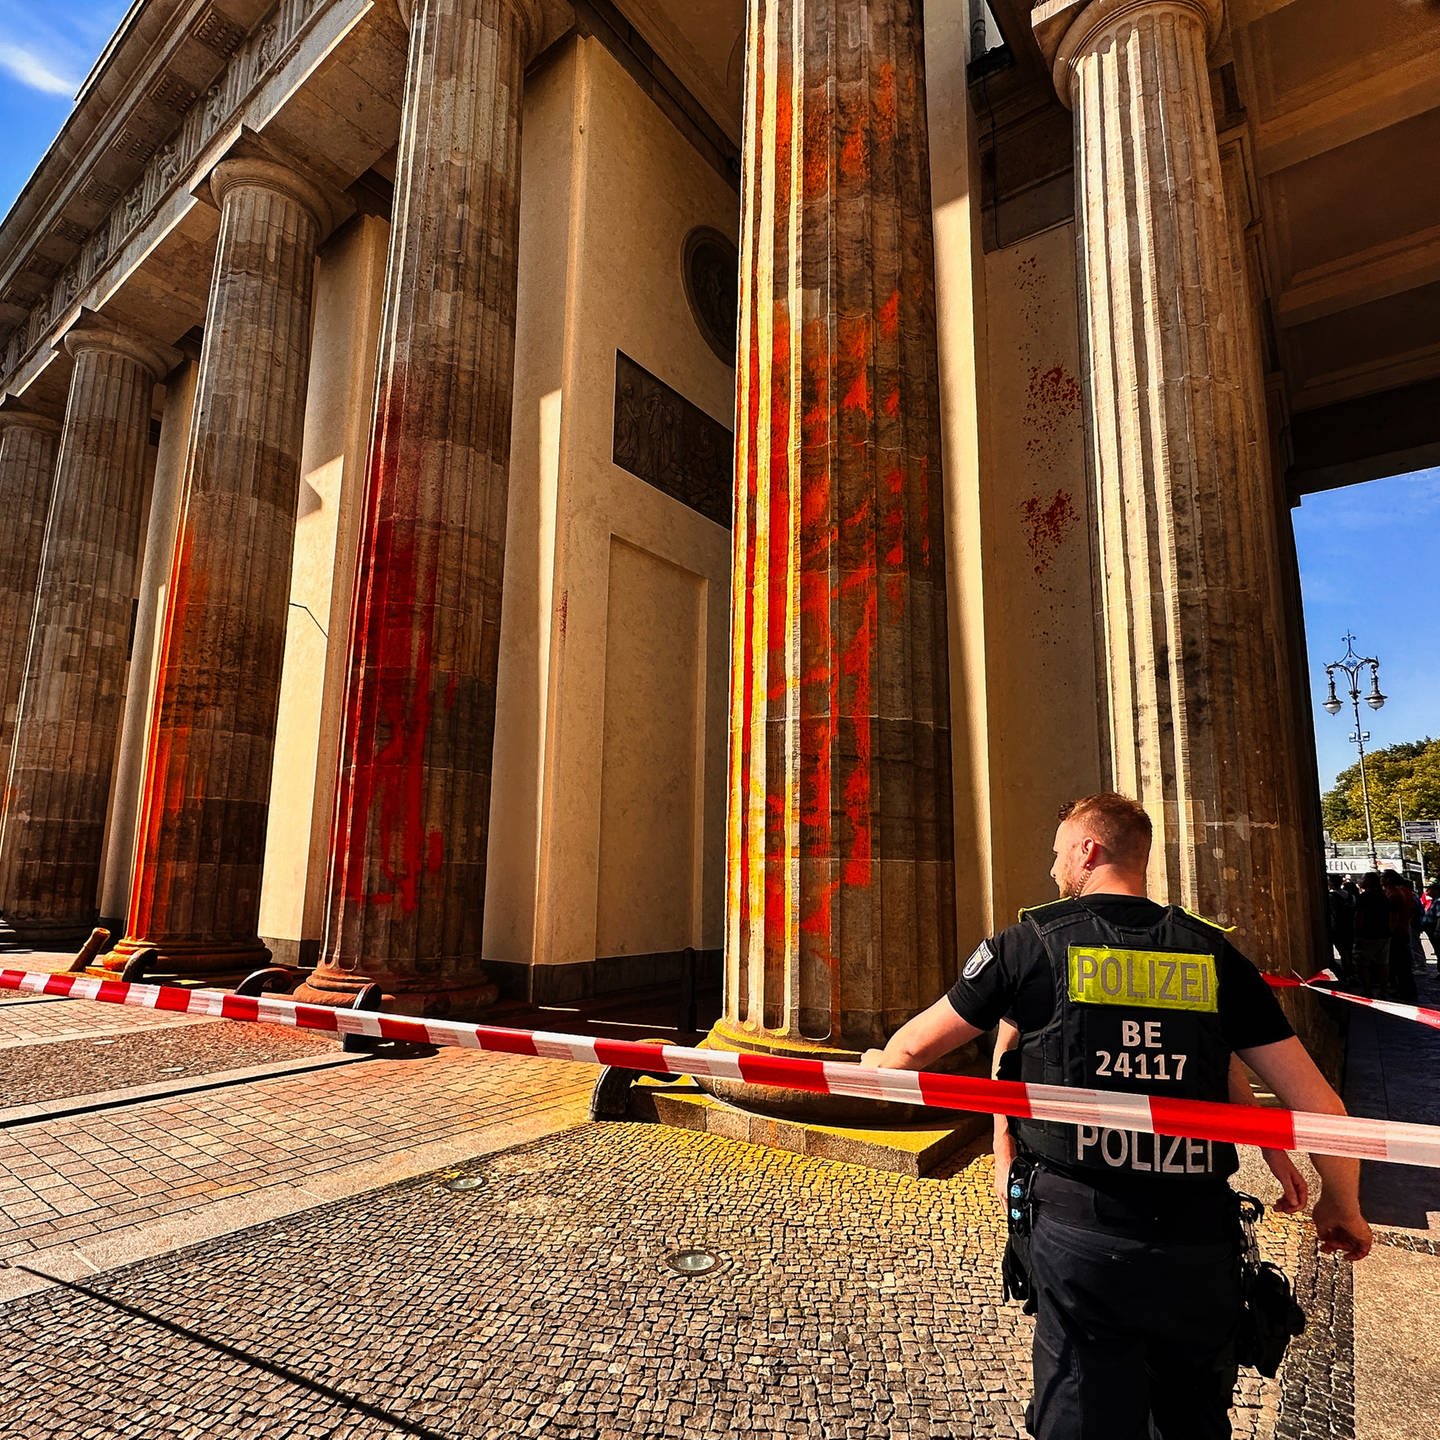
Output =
[
  {"x1": 1292, "y1": 468, "x2": 1440, "y2": 792},
  {"x1": 1, "y1": 5, "x2": 1435, "y2": 804},
  {"x1": 0, "y1": 2, "x2": 132, "y2": 208}
]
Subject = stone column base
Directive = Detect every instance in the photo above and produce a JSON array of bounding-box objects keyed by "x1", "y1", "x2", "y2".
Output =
[
  {"x1": 290, "y1": 967, "x2": 499, "y2": 1019},
  {"x1": 2, "y1": 912, "x2": 98, "y2": 948},
  {"x1": 631, "y1": 1077, "x2": 985, "y2": 1178},
  {"x1": 94, "y1": 936, "x2": 272, "y2": 981},
  {"x1": 698, "y1": 1018, "x2": 985, "y2": 1126}
]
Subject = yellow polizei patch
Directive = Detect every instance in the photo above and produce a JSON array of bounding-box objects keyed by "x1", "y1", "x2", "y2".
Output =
[{"x1": 1068, "y1": 946, "x2": 1219, "y2": 1013}]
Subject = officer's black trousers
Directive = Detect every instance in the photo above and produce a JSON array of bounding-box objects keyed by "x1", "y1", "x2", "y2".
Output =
[{"x1": 1025, "y1": 1188, "x2": 1243, "y2": 1440}]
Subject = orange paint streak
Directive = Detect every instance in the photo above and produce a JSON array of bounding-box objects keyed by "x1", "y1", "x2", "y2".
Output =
[
  {"x1": 127, "y1": 523, "x2": 202, "y2": 935},
  {"x1": 874, "y1": 62, "x2": 897, "y2": 145},
  {"x1": 838, "y1": 315, "x2": 874, "y2": 430},
  {"x1": 841, "y1": 372, "x2": 872, "y2": 419},
  {"x1": 878, "y1": 289, "x2": 900, "y2": 338},
  {"x1": 802, "y1": 107, "x2": 831, "y2": 199},
  {"x1": 331, "y1": 375, "x2": 450, "y2": 920}
]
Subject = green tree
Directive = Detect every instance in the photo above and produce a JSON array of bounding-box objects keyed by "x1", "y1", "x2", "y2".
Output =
[{"x1": 1321, "y1": 737, "x2": 1440, "y2": 875}]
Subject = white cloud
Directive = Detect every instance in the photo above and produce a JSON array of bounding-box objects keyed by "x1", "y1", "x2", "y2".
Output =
[{"x1": 0, "y1": 40, "x2": 77, "y2": 96}]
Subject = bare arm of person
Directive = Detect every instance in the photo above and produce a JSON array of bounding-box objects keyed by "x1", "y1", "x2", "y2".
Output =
[
  {"x1": 1237, "y1": 1036, "x2": 1372, "y2": 1260},
  {"x1": 860, "y1": 996, "x2": 985, "y2": 1072},
  {"x1": 1229, "y1": 1056, "x2": 1307, "y2": 1214},
  {"x1": 992, "y1": 1020, "x2": 1020, "y2": 1203}
]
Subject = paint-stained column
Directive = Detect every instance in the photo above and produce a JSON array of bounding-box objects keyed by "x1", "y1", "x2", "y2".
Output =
[
  {"x1": 1032, "y1": 0, "x2": 1319, "y2": 972},
  {"x1": 293, "y1": 0, "x2": 541, "y2": 1016},
  {"x1": 105, "y1": 158, "x2": 326, "y2": 977},
  {"x1": 0, "y1": 411, "x2": 60, "y2": 800},
  {"x1": 0, "y1": 330, "x2": 167, "y2": 941},
  {"x1": 704, "y1": 0, "x2": 963, "y2": 1116}
]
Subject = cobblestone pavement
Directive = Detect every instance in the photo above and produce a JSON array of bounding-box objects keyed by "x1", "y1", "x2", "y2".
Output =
[
  {"x1": 0, "y1": 1124, "x2": 1329, "y2": 1440},
  {"x1": 0, "y1": 958, "x2": 1433, "y2": 1438},
  {"x1": 1341, "y1": 951, "x2": 1440, "y2": 1439},
  {"x1": 0, "y1": 988, "x2": 591, "y2": 1272},
  {"x1": 0, "y1": 990, "x2": 211, "y2": 1048},
  {"x1": 0, "y1": 1016, "x2": 337, "y2": 1106}
]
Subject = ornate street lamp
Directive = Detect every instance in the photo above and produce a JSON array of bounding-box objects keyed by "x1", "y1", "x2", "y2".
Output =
[{"x1": 1322, "y1": 633, "x2": 1385, "y2": 870}]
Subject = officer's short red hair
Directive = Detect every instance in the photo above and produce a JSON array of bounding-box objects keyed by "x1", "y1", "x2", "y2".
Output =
[{"x1": 1058, "y1": 792, "x2": 1153, "y2": 869}]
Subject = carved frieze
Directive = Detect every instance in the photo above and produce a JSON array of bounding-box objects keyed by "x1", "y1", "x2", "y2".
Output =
[
  {"x1": 0, "y1": 0, "x2": 340, "y2": 391},
  {"x1": 612, "y1": 352, "x2": 733, "y2": 528}
]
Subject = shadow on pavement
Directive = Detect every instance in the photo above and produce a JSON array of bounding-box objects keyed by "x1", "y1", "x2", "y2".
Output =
[{"x1": 9, "y1": 1266, "x2": 450, "y2": 1440}]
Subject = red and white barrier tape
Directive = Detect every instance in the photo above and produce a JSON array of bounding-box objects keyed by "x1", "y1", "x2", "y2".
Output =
[
  {"x1": 4, "y1": 966, "x2": 1439, "y2": 1169},
  {"x1": 1266, "y1": 970, "x2": 1440, "y2": 1033}
]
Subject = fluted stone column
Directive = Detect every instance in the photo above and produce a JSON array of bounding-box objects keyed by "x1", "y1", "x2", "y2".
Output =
[
  {"x1": 0, "y1": 411, "x2": 60, "y2": 801},
  {"x1": 702, "y1": 0, "x2": 965, "y2": 1119},
  {"x1": 105, "y1": 158, "x2": 326, "y2": 977},
  {"x1": 1033, "y1": 0, "x2": 1318, "y2": 974},
  {"x1": 293, "y1": 0, "x2": 541, "y2": 1016},
  {"x1": 0, "y1": 330, "x2": 166, "y2": 941}
]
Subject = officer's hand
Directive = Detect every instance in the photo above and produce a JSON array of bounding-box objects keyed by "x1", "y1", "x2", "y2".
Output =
[
  {"x1": 993, "y1": 1127, "x2": 1018, "y2": 1205},
  {"x1": 1261, "y1": 1148, "x2": 1308, "y2": 1214},
  {"x1": 860, "y1": 1048, "x2": 886, "y2": 1069},
  {"x1": 1312, "y1": 1193, "x2": 1372, "y2": 1261}
]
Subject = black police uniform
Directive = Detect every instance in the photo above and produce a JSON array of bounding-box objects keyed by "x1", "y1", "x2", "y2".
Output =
[{"x1": 946, "y1": 894, "x2": 1294, "y2": 1440}]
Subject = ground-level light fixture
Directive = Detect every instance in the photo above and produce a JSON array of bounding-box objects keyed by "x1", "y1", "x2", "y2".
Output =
[
  {"x1": 442, "y1": 1174, "x2": 488, "y2": 1193},
  {"x1": 665, "y1": 1248, "x2": 720, "y2": 1275}
]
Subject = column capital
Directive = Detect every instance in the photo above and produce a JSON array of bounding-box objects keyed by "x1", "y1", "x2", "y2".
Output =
[
  {"x1": 1033, "y1": 0, "x2": 1223, "y2": 108},
  {"x1": 394, "y1": 0, "x2": 545, "y2": 61},
  {"x1": 195, "y1": 130, "x2": 352, "y2": 240},
  {"x1": 61, "y1": 319, "x2": 177, "y2": 380},
  {"x1": 209, "y1": 156, "x2": 330, "y2": 231},
  {"x1": 0, "y1": 405, "x2": 60, "y2": 436}
]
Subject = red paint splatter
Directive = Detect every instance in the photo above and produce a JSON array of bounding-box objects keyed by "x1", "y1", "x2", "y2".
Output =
[
  {"x1": 1020, "y1": 489, "x2": 1081, "y2": 577},
  {"x1": 1027, "y1": 364, "x2": 1081, "y2": 415},
  {"x1": 839, "y1": 526, "x2": 876, "y2": 889},
  {"x1": 1023, "y1": 362, "x2": 1083, "y2": 457},
  {"x1": 126, "y1": 521, "x2": 202, "y2": 935},
  {"x1": 878, "y1": 289, "x2": 900, "y2": 338},
  {"x1": 558, "y1": 589, "x2": 567, "y2": 640},
  {"x1": 802, "y1": 104, "x2": 831, "y2": 201},
  {"x1": 873, "y1": 62, "x2": 897, "y2": 147},
  {"x1": 838, "y1": 315, "x2": 873, "y2": 427},
  {"x1": 330, "y1": 380, "x2": 448, "y2": 917}
]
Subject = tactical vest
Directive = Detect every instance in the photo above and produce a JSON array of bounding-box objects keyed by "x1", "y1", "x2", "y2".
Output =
[{"x1": 1013, "y1": 898, "x2": 1237, "y2": 1183}]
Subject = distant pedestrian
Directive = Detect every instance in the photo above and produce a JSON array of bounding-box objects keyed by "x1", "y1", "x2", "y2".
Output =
[
  {"x1": 1352, "y1": 872, "x2": 1389, "y2": 997},
  {"x1": 1381, "y1": 871, "x2": 1418, "y2": 1003},
  {"x1": 1325, "y1": 873, "x2": 1355, "y2": 978},
  {"x1": 1403, "y1": 877, "x2": 1426, "y2": 971}
]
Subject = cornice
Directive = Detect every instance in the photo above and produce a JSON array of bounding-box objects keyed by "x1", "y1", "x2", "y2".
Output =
[{"x1": 0, "y1": 0, "x2": 278, "y2": 337}]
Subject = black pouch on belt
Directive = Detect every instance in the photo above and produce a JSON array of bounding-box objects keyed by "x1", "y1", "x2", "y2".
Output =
[
  {"x1": 1001, "y1": 1154, "x2": 1038, "y2": 1315},
  {"x1": 1234, "y1": 1193, "x2": 1307, "y2": 1378}
]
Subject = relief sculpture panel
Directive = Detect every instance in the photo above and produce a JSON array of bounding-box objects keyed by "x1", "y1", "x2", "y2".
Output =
[{"x1": 612, "y1": 352, "x2": 733, "y2": 529}]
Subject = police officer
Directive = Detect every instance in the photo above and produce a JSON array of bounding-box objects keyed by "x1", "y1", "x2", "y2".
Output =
[{"x1": 862, "y1": 792, "x2": 1371, "y2": 1440}]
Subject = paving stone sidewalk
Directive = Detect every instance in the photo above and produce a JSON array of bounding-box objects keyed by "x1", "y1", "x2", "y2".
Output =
[
  {"x1": 0, "y1": 1015, "x2": 339, "y2": 1106},
  {"x1": 0, "y1": 953, "x2": 1433, "y2": 1437},
  {"x1": 0, "y1": 1125, "x2": 1329, "y2": 1440}
]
